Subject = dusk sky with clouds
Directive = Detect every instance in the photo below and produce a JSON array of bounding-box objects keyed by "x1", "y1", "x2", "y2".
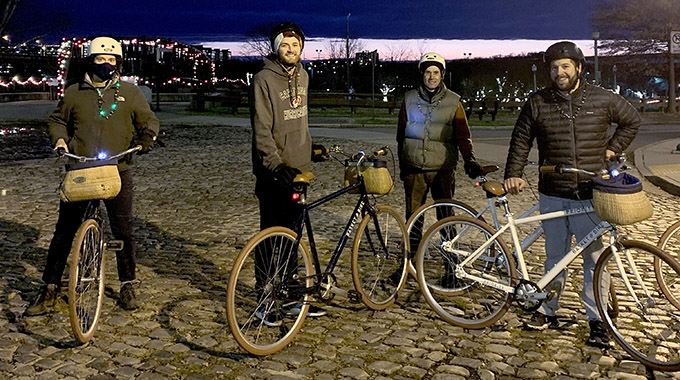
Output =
[{"x1": 11, "y1": 0, "x2": 602, "y2": 58}]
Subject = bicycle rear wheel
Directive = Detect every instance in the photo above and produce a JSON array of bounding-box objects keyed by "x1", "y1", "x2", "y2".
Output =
[
  {"x1": 657, "y1": 220, "x2": 680, "y2": 310},
  {"x1": 226, "y1": 227, "x2": 314, "y2": 356},
  {"x1": 416, "y1": 216, "x2": 516, "y2": 329},
  {"x1": 351, "y1": 205, "x2": 408, "y2": 310},
  {"x1": 68, "y1": 219, "x2": 105, "y2": 343},
  {"x1": 594, "y1": 240, "x2": 680, "y2": 371}
]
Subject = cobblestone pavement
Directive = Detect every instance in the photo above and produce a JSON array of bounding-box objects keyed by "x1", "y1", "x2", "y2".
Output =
[{"x1": 1, "y1": 124, "x2": 680, "y2": 380}]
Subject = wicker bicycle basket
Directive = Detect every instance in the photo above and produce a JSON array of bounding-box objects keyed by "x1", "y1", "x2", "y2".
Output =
[
  {"x1": 59, "y1": 159, "x2": 121, "y2": 202},
  {"x1": 343, "y1": 159, "x2": 393, "y2": 195},
  {"x1": 591, "y1": 173, "x2": 653, "y2": 225}
]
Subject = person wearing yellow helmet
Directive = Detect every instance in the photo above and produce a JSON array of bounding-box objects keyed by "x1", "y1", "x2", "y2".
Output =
[
  {"x1": 25, "y1": 36, "x2": 159, "y2": 316},
  {"x1": 396, "y1": 52, "x2": 482, "y2": 272}
]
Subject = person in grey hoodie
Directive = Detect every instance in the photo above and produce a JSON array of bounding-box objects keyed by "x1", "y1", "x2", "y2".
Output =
[{"x1": 250, "y1": 22, "x2": 326, "y2": 325}]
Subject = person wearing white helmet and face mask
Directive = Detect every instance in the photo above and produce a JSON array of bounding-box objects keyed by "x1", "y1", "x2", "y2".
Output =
[
  {"x1": 396, "y1": 52, "x2": 482, "y2": 280},
  {"x1": 24, "y1": 37, "x2": 159, "y2": 316}
]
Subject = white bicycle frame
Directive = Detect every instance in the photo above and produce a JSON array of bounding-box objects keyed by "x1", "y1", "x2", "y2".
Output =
[{"x1": 451, "y1": 198, "x2": 652, "y2": 307}]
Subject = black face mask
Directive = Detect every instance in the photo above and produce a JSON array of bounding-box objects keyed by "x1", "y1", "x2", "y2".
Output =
[{"x1": 89, "y1": 62, "x2": 117, "y2": 81}]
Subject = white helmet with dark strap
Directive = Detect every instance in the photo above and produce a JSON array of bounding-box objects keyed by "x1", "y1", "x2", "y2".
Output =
[
  {"x1": 87, "y1": 37, "x2": 123, "y2": 59},
  {"x1": 418, "y1": 52, "x2": 446, "y2": 72}
]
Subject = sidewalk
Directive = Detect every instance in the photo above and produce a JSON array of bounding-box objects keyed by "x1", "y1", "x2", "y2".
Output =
[{"x1": 635, "y1": 138, "x2": 680, "y2": 196}]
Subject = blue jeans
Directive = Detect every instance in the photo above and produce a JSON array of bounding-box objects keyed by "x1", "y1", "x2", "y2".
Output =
[{"x1": 538, "y1": 193, "x2": 608, "y2": 321}]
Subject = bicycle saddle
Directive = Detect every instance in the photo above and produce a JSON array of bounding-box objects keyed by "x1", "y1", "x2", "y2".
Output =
[
  {"x1": 482, "y1": 180, "x2": 506, "y2": 196},
  {"x1": 293, "y1": 171, "x2": 314, "y2": 184}
]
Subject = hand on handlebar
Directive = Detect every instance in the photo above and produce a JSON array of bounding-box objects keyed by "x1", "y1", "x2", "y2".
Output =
[{"x1": 54, "y1": 139, "x2": 68, "y2": 154}]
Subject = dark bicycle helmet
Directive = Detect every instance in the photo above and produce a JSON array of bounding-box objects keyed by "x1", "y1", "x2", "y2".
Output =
[
  {"x1": 270, "y1": 22, "x2": 305, "y2": 52},
  {"x1": 543, "y1": 41, "x2": 585, "y2": 71}
]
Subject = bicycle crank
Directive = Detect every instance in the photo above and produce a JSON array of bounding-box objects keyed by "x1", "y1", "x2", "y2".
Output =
[{"x1": 513, "y1": 279, "x2": 546, "y2": 312}]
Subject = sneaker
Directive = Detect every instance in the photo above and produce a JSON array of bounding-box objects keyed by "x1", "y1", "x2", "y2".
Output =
[
  {"x1": 24, "y1": 284, "x2": 59, "y2": 316},
  {"x1": 285, "y1": 302, "x2": 327, "y2": 317},
  {"x1": 254, "y1": 307, "x2": 283, "y2": 327},
  {"x1": 587, "y1": 320, "x2": 611, "y2": 349},
  {"x1": 524, "y1": 312, "x2": 559, "y2": 331},
  {"x1": 118, "y1": 282, "x2": 138, "y2": 310}
]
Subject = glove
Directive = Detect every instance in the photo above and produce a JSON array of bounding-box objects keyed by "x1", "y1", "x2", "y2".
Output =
[
  {"x1": 464, "y1": 159, "x2": 483, "y2": 179},
  {"x1": 273, "y1": 163, "x2": 301, "y2": 188},
  {"x1": 311, "y1": 144, "x2": 328, "y2": 162},
  {"x1": 136, "y1": 131, "x2": 156, "y2": 155}
]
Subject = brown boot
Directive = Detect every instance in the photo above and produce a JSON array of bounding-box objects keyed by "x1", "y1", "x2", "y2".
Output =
[{"x1": 24, "y1": 284, "x2": 58, "y2": 316}]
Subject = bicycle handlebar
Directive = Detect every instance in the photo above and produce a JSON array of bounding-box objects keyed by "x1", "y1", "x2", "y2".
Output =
[
  {"x1": 539, "y1": 153, "x2": 628, "y2": 178},
  {"x1": 57, "y1": 145, "x2": 142, "y2": 162}
]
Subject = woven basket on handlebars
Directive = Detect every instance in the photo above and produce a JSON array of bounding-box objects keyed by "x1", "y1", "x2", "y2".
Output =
[
  {"x1": 59, "y1": 159, "x2": 121, "y2": 202},
  {"x1": 343, "y1": 159, "x2": 393, "y2": 195},
  {"x1": 591, "y1": 173, "x2": 653, "y2": 225}
]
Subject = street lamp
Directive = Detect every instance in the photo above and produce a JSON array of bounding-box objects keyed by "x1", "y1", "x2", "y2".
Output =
[
  {"x1": 531, "y1": 64, "x2": 537, "y2": 92},
  {"x1": 315, "y1": 49, "x2": 322, "y2": 60},
  {"x1": 612, "y1": 64, "x2": 617, "y2": 92},
  {"x1": 592, "y1": 31, "x2": 600, "y2": 85},
  {"x1": 346, "y1": 13, "x2": 351, "y2": 92}
]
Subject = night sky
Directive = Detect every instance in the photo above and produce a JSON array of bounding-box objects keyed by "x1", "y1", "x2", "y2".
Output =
[{"x1": 10, "y1": 0, "x2": 600, "y2": 44}]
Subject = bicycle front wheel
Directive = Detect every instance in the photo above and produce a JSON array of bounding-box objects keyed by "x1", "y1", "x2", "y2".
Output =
[
  {"x1": 416, "y1": 216, "x2": 516, "y2": 329},
  {"x1": 594, "y1": 240, "x2": 680, "y2": 371},
  {"x1": 351, "y1": 205, "x2": 409, "y2": 310},
  {"x1": 657, "y1": 220, "x2": 680, "y2": 310},
  {"x1": 405, "y1": 199, "x2": 482, "y2": 278},
  {"x1": 68, "y1": 219, "x2": 105, "y2": 343},
  {"x1": 226, "y1": 227, "x2": 314, "y2": 356}
]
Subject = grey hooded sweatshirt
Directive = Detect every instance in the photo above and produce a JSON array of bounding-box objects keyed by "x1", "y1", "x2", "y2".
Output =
[{"x1": 250, "y1": 57, "x2": 311, "y2": 178}]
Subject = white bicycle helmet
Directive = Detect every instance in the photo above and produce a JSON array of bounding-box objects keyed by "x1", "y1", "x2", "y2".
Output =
[
  {"x1": 418, "y1": 52, "x2": 446, "y2": 71},
  {"x1": 87, "y1": 37, "x2": 123, "y2": 59}
]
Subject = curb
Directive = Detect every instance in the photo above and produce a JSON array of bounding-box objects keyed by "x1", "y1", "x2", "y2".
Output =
[{"x1": 634, "y1": 143, "x2": 680, "y2": 197}]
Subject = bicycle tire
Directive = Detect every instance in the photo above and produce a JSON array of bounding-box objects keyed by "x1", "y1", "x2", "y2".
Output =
[
  {"x1": 594, "y1": 239, "x2": 680, "y2": 371},
  {"x1": 226, "y1": 227, "x2": 314, "y2": 355},
  {"x1": 68, "y1": 219, "x2": 105, "y2": 343},
  {"x1": 657, "y1": 220, "x2": 680, "y2": 310},
  {"x1": 405, "y1": 199, "x2": 482, "y2": 277},
  {"x1": 351, "y1": 205, "x2": 409, "y2": 310},
  {"x1": 416, "y1": 216, "x2": 516, "y2": 329}
]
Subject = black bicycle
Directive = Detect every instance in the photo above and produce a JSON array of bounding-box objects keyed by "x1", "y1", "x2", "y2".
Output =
[
  {"x1": 57, "y1": 146, "x2": 140, "y2": 343},
  {"x1": 226, "y1": 146, "x2": 409, "y2": 355}
]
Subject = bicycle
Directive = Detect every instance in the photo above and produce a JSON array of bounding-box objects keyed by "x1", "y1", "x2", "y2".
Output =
[
  {"x1": 415, "y1": 162, "x2": 680, "y2": 371},
  {"x1": 57, "y1": 145, "x2": 141, "y2": 343},
  {"x1": 226, "y1": 146, "x2": 409, "y2": 356}
]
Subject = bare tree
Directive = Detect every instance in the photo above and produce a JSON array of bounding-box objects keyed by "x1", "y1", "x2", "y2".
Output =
[
  {"x1": 592, "y1": 0, "x2": 680, "y2": 54},
  {"x1": 325, "y1": 37, "x2": 365, "y2": 59},
  {"x1": 0, "y1": 0, "x2": 20, "y2": 36},
  {"x1": 415, "y1": 39, "x2": 431, "y2": 58},
  {"x1": 383, "y1": 42, "x2": 412, "y2": 62},
  {"x1": 241, "y1": 22, "x2": 278, "y2": 58}
]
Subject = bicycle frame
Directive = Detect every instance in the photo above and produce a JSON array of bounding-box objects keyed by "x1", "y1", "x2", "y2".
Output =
[
  {"x1": 286, "y1": 178, "x2": 376, "y2": 299},
  {"x1": 454, "y1": 200, "x2": 607, "y2": 295},
  {"x1": 453, "y1": 198, "x2": 655, "y2": 309}
]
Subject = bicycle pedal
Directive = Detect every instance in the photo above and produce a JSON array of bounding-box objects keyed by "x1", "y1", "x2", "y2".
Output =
[
  {"x1": 106, "y1": 240, "x2": 124, "y2": 251},
  {"x1": 347, "y1": 290, "x2": 361, "y2": 304}
]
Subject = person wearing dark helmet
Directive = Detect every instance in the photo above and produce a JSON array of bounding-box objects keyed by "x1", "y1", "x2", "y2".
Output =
[
  {"x1": 503, "y1": 41, "x2": 640, "y2": 347},
  {"x1": 24, "y1": 37, "x2": 159, "y2": 315},
  {"x1": 250, "y1": 22, "x2": 326, "y2": 326},
  {"x1": 396, "y1": 52, "x2": 482, "y2": 265}
]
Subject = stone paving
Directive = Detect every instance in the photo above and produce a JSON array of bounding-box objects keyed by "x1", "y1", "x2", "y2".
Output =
[{"x1": 1, "y1": 123, "x2": 680, "y2": 379}]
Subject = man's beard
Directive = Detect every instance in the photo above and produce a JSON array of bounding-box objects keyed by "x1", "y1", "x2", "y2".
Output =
[
  {"x1": 279, "y1": 52, "x2": 300, "y2": 67},
  {"x1": 553, "y1": 73, "x2": 580, "y2": 92}
]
